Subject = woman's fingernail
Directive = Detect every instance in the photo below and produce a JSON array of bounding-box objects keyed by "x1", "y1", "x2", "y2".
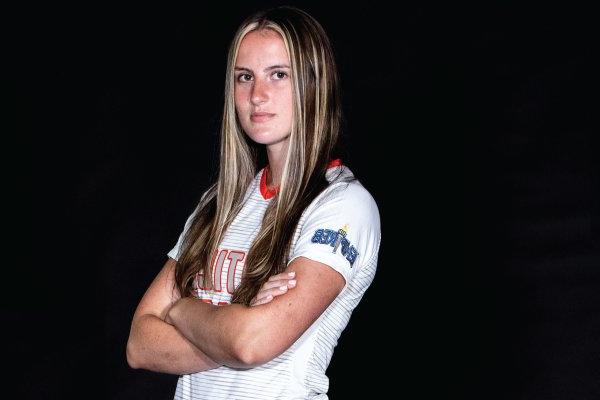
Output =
[
  {"x1": 288, "y1": 280, "x2": 296, "y2": 286},
  {"x1": 280, "y1": 285, "x2": 288, "y2": 291},
  {"x1": 266, "y1": 295, "x2": 273, "y2": 300},
  {"x1": 288, "y1": 272, "x2": 295, "y2": 277}
]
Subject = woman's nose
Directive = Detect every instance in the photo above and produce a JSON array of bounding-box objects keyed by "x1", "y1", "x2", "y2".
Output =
[{"x1": 251, "y1": 79, "x2": 268, "y2": 105}]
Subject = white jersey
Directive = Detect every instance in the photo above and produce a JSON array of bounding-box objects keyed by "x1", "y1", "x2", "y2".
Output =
[{"x1": 167, "y1": 161, "x2": 381, "y2": 400}]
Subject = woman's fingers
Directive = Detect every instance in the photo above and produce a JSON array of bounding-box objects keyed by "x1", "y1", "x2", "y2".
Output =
[
  {"x1": 250, "y1": 272, "x2": 297, "y2": 306},
  {"x1": 254, "y1": 280, "x2": 296, "y2": 301},
  {"x1": 251, "y1": 294, "x2": 273, "y2": 306},
  {"x1": 260, "y1": 277, "x2": 296, "y2": 291},
  {"x1": 268, "y1": 271, "x2": 295, "y2": 282}
]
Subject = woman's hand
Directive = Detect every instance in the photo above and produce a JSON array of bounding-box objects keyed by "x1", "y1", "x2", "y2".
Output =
[{"x1": 250, "y1": 271, "x2": 297, "y2": 306}]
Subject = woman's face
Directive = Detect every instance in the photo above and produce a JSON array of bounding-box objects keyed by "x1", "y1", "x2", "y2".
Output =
[{"x1": 234, "y1": 30, "x2": 293, "y2": 150}]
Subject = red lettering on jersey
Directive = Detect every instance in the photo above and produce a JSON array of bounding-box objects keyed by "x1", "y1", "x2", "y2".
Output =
[
  {"x1": 226, "y1": 250, "x2": 245, "y2": 294},
  {"x1": 213, "y1": 249, "x2": 228, "y2": 292},
  {"x1": 195, "y1": 248, "x2": 247, "y2": 294}
]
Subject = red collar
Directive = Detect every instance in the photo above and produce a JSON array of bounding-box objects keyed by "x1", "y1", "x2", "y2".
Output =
[{"x1": 260, "y1": 158, "x2": 343, "y2": 200}]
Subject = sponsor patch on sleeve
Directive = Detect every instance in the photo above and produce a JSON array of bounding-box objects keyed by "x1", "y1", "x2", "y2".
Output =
[{"x1": 310, "y1": 224, "x2": 359, "y2": 267}]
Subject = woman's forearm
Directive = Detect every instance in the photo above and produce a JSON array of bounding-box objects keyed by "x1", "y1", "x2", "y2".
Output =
[
  {"x1": 127, "y1": 313, "x2": 220, "y2": 375},
  {"x1": 167, "y1": 298, "x2": 255, "y2": 368},
  {"x1": 168, "y1": 259, "x2": 345, "y2": 369}
]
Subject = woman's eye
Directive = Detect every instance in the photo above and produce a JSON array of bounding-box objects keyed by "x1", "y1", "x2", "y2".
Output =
[
  {"x1": 237, "y1": 74, "x2": 252, "y2": 82},
  {"x1": 273, "y1": 71, "x2": 288, "y2": 79}
]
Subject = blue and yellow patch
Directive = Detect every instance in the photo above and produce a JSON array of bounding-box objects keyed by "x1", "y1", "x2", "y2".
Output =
[{"x1": 310, "y1": 225, "x2": 359, "y2": 266}]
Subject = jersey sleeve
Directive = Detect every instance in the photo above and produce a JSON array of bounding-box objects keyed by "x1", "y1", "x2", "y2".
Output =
[
  {"x1": 167, "y1": 207, "x2": 199, "y2": 261},
  {"x1": 287, "y1": 182, "x2": 381, "y2": 285}
]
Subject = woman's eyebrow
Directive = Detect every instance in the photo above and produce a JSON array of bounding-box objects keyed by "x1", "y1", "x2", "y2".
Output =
[{"x1": 234, "y1": 64, "x2": 291, "y2": 72}]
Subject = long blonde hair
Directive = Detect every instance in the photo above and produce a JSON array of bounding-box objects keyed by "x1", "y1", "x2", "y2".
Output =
[{"x1": 175, "y1": 6, "x2": 347, "y2": 305}]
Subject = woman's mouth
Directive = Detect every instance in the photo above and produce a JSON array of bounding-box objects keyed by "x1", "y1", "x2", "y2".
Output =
[{"x1": 251, "y1": 112, "x2": 275, "y2": 123}]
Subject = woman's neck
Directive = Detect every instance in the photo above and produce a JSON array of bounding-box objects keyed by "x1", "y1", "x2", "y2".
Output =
[{"x1": 265, "y1": 140, "x2": 289, "y2": 188}]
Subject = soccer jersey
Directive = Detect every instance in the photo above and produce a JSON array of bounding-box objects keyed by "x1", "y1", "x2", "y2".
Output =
[{"x1": 167, "y1": 160, "x2": 381, "y2": 399}]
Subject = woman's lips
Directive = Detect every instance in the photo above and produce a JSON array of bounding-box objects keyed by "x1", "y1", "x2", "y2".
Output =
[{"x1": 251, "y1": 113, "x2": 275, "y2": 123}]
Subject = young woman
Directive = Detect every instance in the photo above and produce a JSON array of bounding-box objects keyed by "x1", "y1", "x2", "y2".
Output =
[{"x1": 127, "y1": 6, "x2": 381, "y2": 399}]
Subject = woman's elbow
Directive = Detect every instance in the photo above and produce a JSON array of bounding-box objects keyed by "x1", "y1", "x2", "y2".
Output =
[
  {"x1": 126, "y1": 337, "x2": 142, "y2": 369},
  {"x1": 126, "y1": 315, "x2": 154, "y2": 369},
  {"x1": 126, "y1": 322, "x2": 153, "y2": 370},
  {"x1": 232, "y1": 343, "x2": 261, "y2": 367},
  {"x1": 231, "y1": 333, "x2": 281, "y2": 368}
]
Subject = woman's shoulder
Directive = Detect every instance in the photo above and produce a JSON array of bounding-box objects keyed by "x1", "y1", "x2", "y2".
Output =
[
  {"x1": 303, "y1": 165, "x2": 381, "y2": 263},
  {"x1": 321, "y1": 165, "x2": 380, "y2": 219},
  {"x1": 325, "y1": 165, "x2": 372, "y2": 195}
]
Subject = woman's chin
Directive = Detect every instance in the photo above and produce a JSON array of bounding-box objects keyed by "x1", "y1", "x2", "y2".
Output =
[{"x1": 245, "y1": 132, "x2": 290, "y2": 147}]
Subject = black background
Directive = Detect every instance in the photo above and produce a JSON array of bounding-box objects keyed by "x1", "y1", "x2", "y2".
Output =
[{"x1": 15, "y1": 1, "x2": 598, "y2": 399}]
